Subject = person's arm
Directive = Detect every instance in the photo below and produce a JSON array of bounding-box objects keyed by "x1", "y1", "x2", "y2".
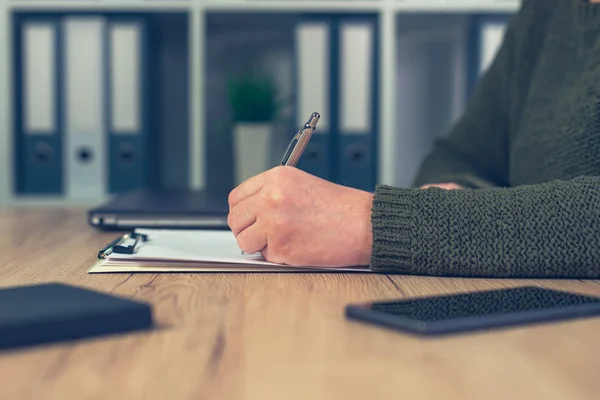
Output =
[
  {"x1": 371, "y1": 176, "x2": 600, "y2": 278},
  {"x1": 371, "y1": 0, "x2": 597, "y2": 278}
]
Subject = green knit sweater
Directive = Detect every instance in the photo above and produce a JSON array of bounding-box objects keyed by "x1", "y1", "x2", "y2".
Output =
[{"x1": 370, "y1": 0, "x2": 600, "y2": 278}]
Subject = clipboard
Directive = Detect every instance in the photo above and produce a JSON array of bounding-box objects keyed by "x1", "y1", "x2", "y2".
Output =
[
  {"x1": 89, "y1": 228, "x2": 372, "y2": 274},
  {"x1": 97, "y1": 231, "x2": 149, "y2": 258}
]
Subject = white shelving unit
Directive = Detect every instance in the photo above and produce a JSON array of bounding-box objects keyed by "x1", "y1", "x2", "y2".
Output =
[{"x1": 0, "y1": 0, "x2": 520, "y2": 208}]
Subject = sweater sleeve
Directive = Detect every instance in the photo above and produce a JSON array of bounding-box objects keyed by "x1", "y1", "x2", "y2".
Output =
[
  {"x1": 411, "y1": 6, "x2": 526, "y2": 189},
  {"x1": 370, "y1": 177, "x2": 600, "y2": 279}
]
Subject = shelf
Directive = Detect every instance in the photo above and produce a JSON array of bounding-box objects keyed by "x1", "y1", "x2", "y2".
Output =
[
  {"x1": 203, "y1": 0, "x2": 382, "y2": 11},
  {"x1": 5, "y1": 0, "x2": 520, "y2": 12},
  {"x1": 7, "y1": 0, "x2": 193, "y2": 11},
  {"x1": 395, "y1": 0, "x2": 519, "y2": 12},
  {"x1": 203, "y1": 0, "x2": 519, "y2": 12}
]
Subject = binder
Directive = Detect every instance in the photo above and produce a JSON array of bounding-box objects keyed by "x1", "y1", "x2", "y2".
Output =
[
  {"x1": 293, "y1": 17, "x2": 333, "y2": 182},
  {"x1": 335, "y1": 16, "x2": 378, "y2": 192},
  {"x1": 293, "y1": 14, "x2": 379, "y2": 191},
  {"x1": 63, "y1": 16, "x2": 107, "y2": 200},
  {"x1": 14, "y1": 16, "x2": 63, "y2": 194},
  {"x1": 106, "y1": 18, "x2": 148, "y2": 194}
]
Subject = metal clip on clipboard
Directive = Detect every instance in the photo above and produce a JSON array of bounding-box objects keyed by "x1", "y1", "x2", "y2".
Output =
[{"x1": 97, "y1": 232, "x2": 148, "y2": 259}]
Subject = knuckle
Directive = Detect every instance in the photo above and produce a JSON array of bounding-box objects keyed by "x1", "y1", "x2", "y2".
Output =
[
  {"x1": 270, "y1": 165, "x2": 290, "y2": 182},
  {"x1": 270, "y1": 213, "x2": 288, "y2": 230},
  {"x1": 227, "y1": 211, "x2": 235, "y2": 230},
  {"x1": 228, "y1": 190, "x2": 237, "y2": 206},
  {"x1": 267, "y1": 187, "x2": 289, "y2": 207},
  {"x1": 273, "y1": 188, "x2": 286, "y2": 204},
  {"x1": 227, "y1": 208, "x2": 243, "y2": 236},
  {"x1": 272, "y1": 165, "x2": 286, "y2": 176}
]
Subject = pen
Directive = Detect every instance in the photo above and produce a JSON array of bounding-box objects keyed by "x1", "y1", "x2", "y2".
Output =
[
  {"x1": 280, "y1": 112, "x2": 320, "y2": 167},
  {"x1": 241, "y1": 112, "x2": 320, "y2": 256}
]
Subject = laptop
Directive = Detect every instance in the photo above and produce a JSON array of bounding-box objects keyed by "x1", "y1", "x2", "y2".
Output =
[{"x1": 88, "y1": 188, "x2": 230, "y2": 231}]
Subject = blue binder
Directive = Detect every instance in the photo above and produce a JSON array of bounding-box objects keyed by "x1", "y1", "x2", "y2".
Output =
[
  {"x1": 293, "y1": 14, "x2": 379, "y2": 191},
  {"x1": 293, "y1": 16, "x2": 335, "y2": 183},
  {"x1": 105, "y1": 17, "x2": 149, "y2": 194},
  {"x1": 13, "y1": 15, "x2": 63, "y2": 194},
  {"x1": 334, "y1": 15, "x2": 379, "y2": 192}
]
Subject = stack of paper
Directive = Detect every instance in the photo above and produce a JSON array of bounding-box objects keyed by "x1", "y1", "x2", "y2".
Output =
[{"x1": 88, "y1": 229, "x2": 371, "y2": 273}]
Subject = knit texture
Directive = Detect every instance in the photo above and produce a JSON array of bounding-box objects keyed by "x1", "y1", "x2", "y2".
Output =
[{"x1": 371, "y1": 0, "x2": 600, "y2": 278}]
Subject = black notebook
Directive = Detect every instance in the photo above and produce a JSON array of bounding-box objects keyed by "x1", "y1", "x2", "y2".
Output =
[{"x1": 0, "y1": 282, "x2": 153, "y2": 350}]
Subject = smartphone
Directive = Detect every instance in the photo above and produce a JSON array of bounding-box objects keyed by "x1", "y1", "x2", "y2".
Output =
[{"x1": 345, "y1": 286, "x2": 600, "y2": 336}]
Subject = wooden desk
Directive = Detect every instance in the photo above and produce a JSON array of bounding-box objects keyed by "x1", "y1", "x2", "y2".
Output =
[{"x1": 1, "y1": 209, "x2": 599, "y2": 399}]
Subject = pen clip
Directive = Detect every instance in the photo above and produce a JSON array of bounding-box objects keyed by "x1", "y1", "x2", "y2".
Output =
[{"x1": 281, "y1": 129, "x2": 302, "y2": 165}]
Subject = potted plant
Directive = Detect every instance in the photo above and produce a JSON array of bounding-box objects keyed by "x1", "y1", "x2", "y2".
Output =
[{"x1": 227, "y1": 73, "x2": 281, "y2": 185}]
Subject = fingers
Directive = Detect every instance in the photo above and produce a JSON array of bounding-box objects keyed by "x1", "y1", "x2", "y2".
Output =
[
  {"x1": 228, "y1": 195, "x2": 259, "y2": 237},
  {"x1": 260, "y1": 246, "x2": 279, "y2": 265},
  {"x1": 228, "y1": 173, "x2": 266, "y2": 209},
  {"x1": 236, "y1": 223, "x2": 267, "y2": 254},
  {"x1": 420, "y1": 183, "x2": 462, "y2": 190}
]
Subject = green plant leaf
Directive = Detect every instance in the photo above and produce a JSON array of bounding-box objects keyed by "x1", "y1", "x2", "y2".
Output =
[{"x1": 227, "y1": 73, "x2": 281, "y2": 123}]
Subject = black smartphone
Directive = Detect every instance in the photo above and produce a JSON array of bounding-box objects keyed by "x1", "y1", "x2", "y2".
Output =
[{"x1": 345, "y1": 286, "x2": 600, "y2": 336}]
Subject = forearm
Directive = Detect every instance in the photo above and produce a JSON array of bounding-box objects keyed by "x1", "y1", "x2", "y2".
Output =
[{"x1": 370, "y1": 177, "x2": 600, "y2": 278}]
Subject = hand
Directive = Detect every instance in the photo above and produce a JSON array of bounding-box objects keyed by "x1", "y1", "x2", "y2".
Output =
[
  {"x1": 420, "y1": 182, "x2": 463, "y2": 190},
  {"x1": 227, "y1": 166, "x2": 374, "y2": 267}
]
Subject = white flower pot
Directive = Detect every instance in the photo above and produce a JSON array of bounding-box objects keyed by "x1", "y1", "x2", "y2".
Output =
[{"x1": 233, "y1": 123, "x2": 273, "y2": 185}]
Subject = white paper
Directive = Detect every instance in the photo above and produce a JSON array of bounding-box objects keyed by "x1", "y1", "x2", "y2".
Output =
[
  {"x1": 90, "y1": 229, "x2": 371, "y2": 273},
  {"x1": 108, "y1": 229, "x2": 274, "y2": 265}
]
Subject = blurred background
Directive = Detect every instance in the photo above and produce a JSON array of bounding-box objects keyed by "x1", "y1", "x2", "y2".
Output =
[{"x1": 0, "y1": 0, "x2": 518, "y2": 208}]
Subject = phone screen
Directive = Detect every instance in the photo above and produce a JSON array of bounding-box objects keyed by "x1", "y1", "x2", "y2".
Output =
[{"x1": 345, "y1": 286, "x2": 600, "y2": 335}]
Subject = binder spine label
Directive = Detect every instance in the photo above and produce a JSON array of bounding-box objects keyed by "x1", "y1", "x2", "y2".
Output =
[
  {"x1": 295, "y1": 20, "x2": 333, "y2": 181},
  {"x1": 339, "y1": 22, "x2": 373, "y2": 134},
  {"x1": 16, "y1": 18, "x2": 63, "y2": 194},
  {"x1": 109, "y1": 24, "x2": 141, "y2": 134},
  {"x1": 64, "y1": 17, "x2": 107, "y2": 199},
  {"x1": 336, "y1": 17, "x2": 378, "y2": 192},
  {"x1": 23, "y1": 23, "x2": 55, "y2": 134},
  {"x1": 106, "y1": 19, "x2": 147, "y2": 194},
  {"x1": 295, "y1": 22, "x2": 330, "y2": 132}
]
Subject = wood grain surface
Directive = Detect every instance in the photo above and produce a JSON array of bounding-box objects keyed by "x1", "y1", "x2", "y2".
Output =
[{"x1": 1, "y1": 209, "x2": 600, "y2": 400}]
